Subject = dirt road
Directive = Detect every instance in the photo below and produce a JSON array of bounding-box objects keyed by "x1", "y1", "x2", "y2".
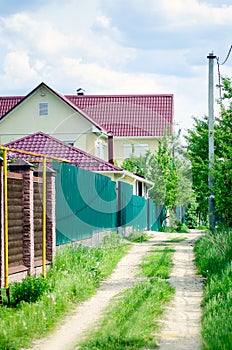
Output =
[{"x1": 29, "y1": 231, "x2": 203, "y2": 350}]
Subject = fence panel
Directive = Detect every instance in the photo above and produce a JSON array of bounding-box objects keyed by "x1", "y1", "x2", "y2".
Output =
[
  {"x1": 118, "y1": 181, "x2": 147, "y2": 231},
  {"x1": 147, "y1": 199, "x2": 165, "y2": 231},
  {"x1": 53, "y1": 161, "x2": 117, "y2": 245}
]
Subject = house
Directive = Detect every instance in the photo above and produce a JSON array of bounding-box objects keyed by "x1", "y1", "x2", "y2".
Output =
[
  {"x1": 0, "y1": 83, "x2": 174, "y2": 165},
  {"x1": 66, "y1": 93, "x2": 174, "y2": 165},
  {"x1": 5, "y1": 131, "x2": 154, "y2": 197},
  {"x1": 0, "y1": 83, "x2": 109, "y2": 161}
]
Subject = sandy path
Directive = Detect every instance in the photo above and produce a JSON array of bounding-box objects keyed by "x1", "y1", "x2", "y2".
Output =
[
  {"x1": 29, "y1": 231, "x2": 203, "y2": 350},
  {"x1": 157, "y1": 232, "x2": 204, "y2": 350}
]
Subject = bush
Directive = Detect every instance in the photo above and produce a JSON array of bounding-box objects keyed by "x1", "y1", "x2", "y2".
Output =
[{"x1": 10, "y1": 275, "x2": 49, "y2": 307}]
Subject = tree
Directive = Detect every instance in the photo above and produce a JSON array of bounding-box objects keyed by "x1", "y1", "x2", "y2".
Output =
[
  {"x1": 122, "y1": 132, "x2": 193, "y2": 212},
  {"x1": 185, "y1": 76, "x2": 232, "y2": 227},
  {"x1": 185, "y1": 116, "x2": 209, "y2": 223},
  {"x1": 213, "y1": 77, "x2": 232, "y2": 225}
]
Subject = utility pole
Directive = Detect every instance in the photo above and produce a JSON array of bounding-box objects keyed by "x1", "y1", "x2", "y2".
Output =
[{"x1": 207, "y1": 52, "x2": 216, "y2": 229}]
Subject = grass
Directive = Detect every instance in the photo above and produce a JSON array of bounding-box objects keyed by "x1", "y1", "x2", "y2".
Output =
[
  {"x1": 194, "y1": 229, "x2": 232, "y2": 349},
  {"x1": 125, "y1": 231, "x2": 150, "y2": 243},
  {"x1": 78, "y1": 246, "x2": 175, "y2": 349},
  {"x1": 167, "y1": 237, "x2": 187, "y2": 243},
  {"x1": 0, "y1": 233, "x2": 129, "y2": 350},
  {"x1": 139, "y1": 247, "x2": 174, "y2": 279}
]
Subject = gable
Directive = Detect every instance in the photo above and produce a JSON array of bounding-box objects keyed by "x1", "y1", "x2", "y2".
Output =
[{"x1": 0, "y1": 84, "x2": 104, "y2": 148}]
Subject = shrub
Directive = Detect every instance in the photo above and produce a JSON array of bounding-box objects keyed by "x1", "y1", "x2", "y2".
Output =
[{"x1": 10, "y1": 275, "x2": 49, "y2": 307}]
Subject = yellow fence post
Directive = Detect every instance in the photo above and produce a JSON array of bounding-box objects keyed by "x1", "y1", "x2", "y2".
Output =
[
  {"x1": 3, "y1": 149, "x2": 9, "y2": 289},
  {"x1": 42, "y1": 157, "x2": 47, "y2": 278}
]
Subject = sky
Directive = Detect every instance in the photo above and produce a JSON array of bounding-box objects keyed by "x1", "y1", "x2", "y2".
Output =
[{"x1": 1, "y1": 0, "x2": 232, "y2": 134}]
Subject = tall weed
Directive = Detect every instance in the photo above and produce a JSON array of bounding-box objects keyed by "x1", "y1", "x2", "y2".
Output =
[{"x1": 194, "y1": 229, "x2": 232, "y2": 349}]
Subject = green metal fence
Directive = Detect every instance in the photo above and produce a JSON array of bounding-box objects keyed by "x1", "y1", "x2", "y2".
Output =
[
  {"x1": 117, "y1": 181, "x2": 147, "y2": 230},
  {"x1": 53, "y1": 161, "x2": 117, "y2": 245},
  {"x1": 53, "y1": 161, "x2": 166, "y2": 245},
  {"x1": 147, "y1": 199, "x2": 166, "y2": 231}
]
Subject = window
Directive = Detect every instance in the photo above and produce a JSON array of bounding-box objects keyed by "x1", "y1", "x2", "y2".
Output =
[
  {"x1": 95, "y1": 140, "x2": 106, "y2": 160},
  {"x1": 123, "y1": 144, "x2": 133, "y2": 158},
  {"x1": 39, "y1": 102, "x2": 48, "y2": 116},
  {"x1": 123, "y1": 143, "x2": 148, "y2": 158},
  {"x1": 134, "y1": 144, "x2": 149, "y2": 157}
]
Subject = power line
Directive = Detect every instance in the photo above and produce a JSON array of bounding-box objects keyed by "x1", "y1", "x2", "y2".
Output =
[
  {"x1": 217, "y1": 45, "x2": 232, "y2": 66},
  {"x1": 216, "y1": 45, "x2": 232, "y2": 99}
]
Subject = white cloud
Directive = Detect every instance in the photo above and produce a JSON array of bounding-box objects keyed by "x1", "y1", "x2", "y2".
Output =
[
  {"x1": 95, "y1": 15, "x2": 110, "y2": 28},
  {"x1": 161, "y1": 0, "x2": 232, "y2": 27},
  {"x1": 2, "y1": 12, "x2": 68, "y2": 55},
  {"x1": 0, "y1": 0, "x2": 232, "y2": 132},
  {"x1": 1, "y1": 51, "x2": 39, "y2": 89}
]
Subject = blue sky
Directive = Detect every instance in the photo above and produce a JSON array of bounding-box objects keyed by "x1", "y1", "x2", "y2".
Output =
[{"x1": 1, "y1": 0, "x2": 232, "y2": 133}]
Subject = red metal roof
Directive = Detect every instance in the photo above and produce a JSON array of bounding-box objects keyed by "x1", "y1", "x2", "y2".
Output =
[
  {"x1": 4, "y1": 132, "x2": 123, "y2": 172},
  {"x1": 0, "y1": 96, "x2": 23, "y2": 118},
  {"x1": 65, "y1": 94, "x2": 174, "y2": 137},
  {"x1": 0, "y1": 83, "x2": 174, "y2": 137}
]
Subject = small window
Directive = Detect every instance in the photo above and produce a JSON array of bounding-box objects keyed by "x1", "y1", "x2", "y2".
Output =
[
  {"x1": 39, "y1": 102, "x2": 48, "y2": 116},
  {"x1": 95, "y1": 140, "x2": 106, "y2": 160},
  {"x1": 134, "y1": 144, "x2": 148, "y2": 157},
  {"x1": 123, "y1": 144, "x2": 133, "y2": 158}
]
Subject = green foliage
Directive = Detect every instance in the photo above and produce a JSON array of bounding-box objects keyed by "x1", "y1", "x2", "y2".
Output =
[
  {"x1": 186, "y1": 76, "x2": 232, "y2": 227},
  {"x1": 122, "y1": 132, "x2": 193, "y2": 211},
  {"x1": 185, "y1": 201, "x2": 199, "y2": 228},
  {"x1": 159, "y1": 220, "x2": 189, "y2": 233},
  {"x1": 0, "y1": 234, "x2": 128, "y2": 349},
  {"x1": 176, "y1": 222, "x2": 190, "y2": 233},
  {"x1": 78, "y1": 247, "x2": 174, "y2": 350},
  {"x1": 185, "y1": 116, "x2": 209, "y2": 223},
  {"x1": 151, "y1": 136, "x2": 178, "y2": 209},
  {"x1": 194, "y1": 229, "x2": 232, "y2": 349},
  {"x1": 10, "y1": 275, "x2": 49, "y2": 307},
  {"x1": 194, "y1": 230, "x2": 232, "y2": 277},
  {"x1": 120, "y1": 154, "x2": 147, "y2": 177}
]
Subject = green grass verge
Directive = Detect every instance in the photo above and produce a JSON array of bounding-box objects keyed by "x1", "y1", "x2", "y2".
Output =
[
  {"x1": 140, "y1": 247, "x2": 174, "y2": 279},
  {"x1": 125, "y1": 231, "x2": 150, "y2": 243},
  {"x1": 78, "y1": 246, "x2": 175, "y2": 349},
  {"x1": 0, "y1": 233, "x2": 129, "y2": 350},
  {"x1": 194, "y1": 229, "x2": 232, "y2": 349},
  {"x1": 167, "y1": 237, "x2": 187, "y2": 243}
]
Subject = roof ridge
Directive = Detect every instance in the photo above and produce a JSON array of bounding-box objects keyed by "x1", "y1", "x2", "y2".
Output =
[{"x1": 65, "y1": 93, "x2": 173, "y2": 98}]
